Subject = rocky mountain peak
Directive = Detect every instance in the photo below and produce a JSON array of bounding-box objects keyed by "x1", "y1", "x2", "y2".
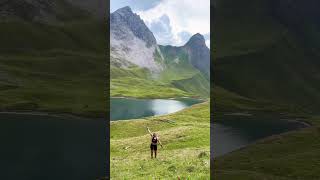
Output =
[
  {"x1": 184, "y1": 33, "x2": 210, "y2": 78},
  {"x1": 114, "y1": 6, "x2": 132, "y2": 15},
  {"x1": 110, "y1": 6, "x2": 161, "y2": 72},
  {"x1": 185, "y1": 33, "x2": 206, "y2": 48},
  {"x1": 110, "y1": 6, "x2": 157, "y2": 47}
]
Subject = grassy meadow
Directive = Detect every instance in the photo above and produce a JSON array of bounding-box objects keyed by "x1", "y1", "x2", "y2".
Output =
[
  {"x1": 0, "y1": 52, "x2": 106, "y2": 117},
  {"x1": 0, "y1": 19, "x2": 107, "y2": 117},
  {"x1": 212, "y1": 1, "x2": 320, "y2": 178},
  {"x1": 110, "y1": 101, "x2": 210, "y2": 179},
  {"x1": 214, "y1": 114, "x2": 320, "y2": 180},
  {"x1": 110, "y1": 63, "x2": 209, "y2": 99},
  {"x1": 110, "y1": 76, "x2": 191, "y2": 99},
  {"x1": 110, "y1": 51, "x2": 211, "y2": 178}
]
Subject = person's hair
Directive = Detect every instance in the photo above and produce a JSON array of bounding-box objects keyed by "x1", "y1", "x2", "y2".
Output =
[{"x1": 153, "y1": 133, "x2": 157, "y2": 137}]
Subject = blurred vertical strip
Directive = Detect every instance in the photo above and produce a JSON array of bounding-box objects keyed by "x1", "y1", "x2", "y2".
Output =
[{"x1": 210, "y1": 0, "x2": 215, "y2": 178}]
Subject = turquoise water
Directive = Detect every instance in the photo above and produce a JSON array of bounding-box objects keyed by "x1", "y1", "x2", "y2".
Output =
[{"x1": 110, "y1": 98, "x2": 202, "y2": 120}]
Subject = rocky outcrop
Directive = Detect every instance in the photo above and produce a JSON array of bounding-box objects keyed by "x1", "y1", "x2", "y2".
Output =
[
  {"x1": 110, "y1": 6, "x2": 157, "y2": 47},
  {"x1": 110, "y1": 6, "x2": 162, "y2": 72},
  {"x1": 184, "y1": 33, "x2": 210, "y2": 78},
  {"x1": 110, "y1": 6, "x2": 210, "y2": 77}
]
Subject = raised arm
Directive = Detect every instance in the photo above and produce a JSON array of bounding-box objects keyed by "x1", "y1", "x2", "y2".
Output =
[{"x1": 147, "y1": 127, "x2": 152, "y2": 136}]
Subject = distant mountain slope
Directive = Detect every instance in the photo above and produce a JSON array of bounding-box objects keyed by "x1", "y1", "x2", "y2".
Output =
[
  {"x1": 214, "y1": 2, "x2": 320, "y2": 180},
  {"x1": 0, "y1": 0, "x2": 107, "y2": 117},
  {"x1": 110, "y1": 6, "x2": 210, "y2": 98},
  {"x1": 66, "y1": 0, "x2": 107, "y2": 19},
  {"x1": 158, "y1": 34, "x2": 210, "y2": 96},
  {"x1": 0, "y1": 0, "x2": 106, "y2": 53},
  {"x1": 214, "y1": 0, "x2": 320, "y2": 113},
  {"x1": 160, "y1": 33, "x2": 210, "y2": 79},
  {"x1": 0, "y1": 0, "x2": 90, "y2": 22},
  {"x1": 184, "y1": 33, "x2": 210, "y2": 78},
  {"x1": 271, "y1": 0, "x2": 320, "y2": 52}
]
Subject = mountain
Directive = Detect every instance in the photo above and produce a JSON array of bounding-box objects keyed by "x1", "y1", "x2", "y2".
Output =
[
  {"x1": 110, "y1": 6, "x2": 162, "y2": 72},
  {"x1": 213, "y1": 0, "x2": 320, "y2": 113},
  {"x1": 0, "y1": 0, "x2": 106, "y2": 52},
  {"x1": 0, "y1": 0, "x2": 107, "y2": 21},
  {"x1": 183, "y1": 33, "x2": 210, "y2": 78},
  {"x1": 271, "y1": 0, "x2": 320, "y2": 51},
  {"x1": 0, "y1": 0, "x2": 107, "y2": 117},
  {"x1": 157, "y1": 34, "x2": 210, "y2": 96},
  {"x1": 66, "y1": 0, "x2": 107, "y2": 19},
  {"x1": 0, "y1": 0, "x2": 91, "y2": 23},
  {"x1": 110, "y1": 6, "x2": 210, "y2": 98},
  {"x1": 214, "y1": 2, "x2": 320, "y2": 180}
]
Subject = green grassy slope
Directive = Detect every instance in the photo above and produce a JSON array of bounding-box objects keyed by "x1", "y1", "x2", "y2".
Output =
[
  {"x1": 110, "y1": 102, "x2": 210, "y2": 179},
  {"x1": 110, "y1": 66, "x2": 210, "y2": 98},
  {"x1": 110, "y1": 65, "x2": 192, "y2": 98},
  {"x1": 213, "y1": 0, "x2": 320, "y2": 179},
  {"x1": 159, "y1": 45, "x2": 210, "y2": 97},
  {"x1": 0, "y1": 20, "x2": 106, "y2": 53},
  {"x1": 214, "y1": 0, "x2": 320, "y2": 113},
  {"x1": 212, "y1": 86, "x2": 290, "y2": 115},
  {"x1": 172, "y1": 73, "x2": 210, "y2": 98},
  {"x1": 0, "y1": 2, "x2": 107, "y2": 117},
  {"x1": 214, "y1": 115, "x2": 320, "y2": 180},
  {"x1": 110, "y1": 45, "x2": 210, "y2": 99},
  {"x1": 0, "y1": 52, "x2": 106, "y2": 117}
]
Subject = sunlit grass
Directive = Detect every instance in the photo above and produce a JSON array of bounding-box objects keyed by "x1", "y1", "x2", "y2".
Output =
[{"x1": 110, "y1": 102, "x2": 210, "y2": 179}]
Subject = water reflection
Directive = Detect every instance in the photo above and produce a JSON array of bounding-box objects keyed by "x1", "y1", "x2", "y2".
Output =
[
  {"x1": 150, "y1": 99, "x2": 187, "y2": 115},
  {"x1": 212, "y1": 114, "x2": 308, "y2": 158},
  {"x1": 110, "y1": 98, "x2": 201, "y2": 121},
  {"x1": 213, "y1": 123, "x2": 249, "y2": 157}
]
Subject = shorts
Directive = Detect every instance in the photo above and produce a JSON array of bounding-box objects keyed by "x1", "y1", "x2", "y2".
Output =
[{"x1": 150, "y1": 144, "x2": 157, "y2": 151}]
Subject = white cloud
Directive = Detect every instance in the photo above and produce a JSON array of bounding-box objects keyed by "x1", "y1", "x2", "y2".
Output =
[
  {"x1": 205, "y1": 39, "x2": 210, "y2": 48},
  {"x1": 110, "y1": 0, "x2": 161, "y2": 12},
  {"x1": 136, "y1": 0, "x2": 210, "y2": 47},
  {"x1": 148, "y1": 14, "x2": 175, "y2": 45}
]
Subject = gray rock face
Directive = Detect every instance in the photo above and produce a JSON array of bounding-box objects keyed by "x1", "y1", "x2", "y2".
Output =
[
  {"x1": 110, "y1": 6, "x2": 210, "y2": 76},
  {"x1": 158, "y1": 33, "x2": 210, "y2": 78},
  {"x1": 111, "y1": 6, "x2": 157, "y2": 47},
  {"x1": 184, "y1": 33, "x2": 210, "y2": 78},
  {"x1": 110, "y1": 6, "x2": 162, "y2": 72}
]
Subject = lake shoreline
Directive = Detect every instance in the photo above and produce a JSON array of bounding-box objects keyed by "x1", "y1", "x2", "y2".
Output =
[
  {"x1": 111, "y1": 95, "x2": 208, "y2": 101},
  {"x1": 110, "y1": 102, "x2": 207, "y2": 123},
  {"x1": 110, "y1": 101, "x2": 210, "y2": 178},
  {"x1": 213, "y1": 115, "x2": 312, "y2": 159},
  {"x1": 110, "y1": 97, "x2": 206, "y2": 121},
  {"x1": 0, "y1": 110, "x2": 106, "y2": 121}
]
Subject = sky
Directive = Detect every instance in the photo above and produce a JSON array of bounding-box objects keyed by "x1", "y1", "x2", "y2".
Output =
[{"x1": 110, "y1": 0, "x2": 210, "y2": 47}]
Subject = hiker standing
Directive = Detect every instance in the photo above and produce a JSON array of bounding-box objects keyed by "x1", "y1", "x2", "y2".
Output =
[{"x1": 147, "y1": 127, "x2": 163, "y2": 158}]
